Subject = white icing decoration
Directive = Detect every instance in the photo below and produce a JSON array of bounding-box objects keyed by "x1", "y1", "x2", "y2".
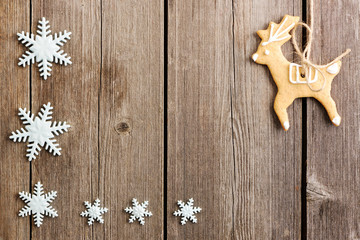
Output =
[
  {"x1": 283, "y1": 121, "x2": 290, "y2": 130},
  {"x1": 262, "y1": 17, "x2": 294, "y2": 46},
  {"x1": 252, "y1": 53, "x2": 258, "y2": 62},
  {"x1": 289, "y1": 63, "x2": 318, "y2": 84},
  {"x1": 332, "y1": 116, "x2": 341, "y2": 126},
  {"x1": 265, "y1": 49, "x2": 270, "y2": 55},
  {"x1": 326, "y1": 63, "x2": 339, "y2": 74}
]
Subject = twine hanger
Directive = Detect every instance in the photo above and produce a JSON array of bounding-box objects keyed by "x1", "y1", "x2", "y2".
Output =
[{"x1": 291, "y1": 0, "x2": 351, "y2": 92}]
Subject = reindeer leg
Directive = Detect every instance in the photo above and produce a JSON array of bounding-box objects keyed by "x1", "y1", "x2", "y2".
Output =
[
  {"x1": 313, "y1": 94, "x2": 341, "y2": 126},
  {"x1": 274, "y1": 93, "x2": 295, "y2": 131}
]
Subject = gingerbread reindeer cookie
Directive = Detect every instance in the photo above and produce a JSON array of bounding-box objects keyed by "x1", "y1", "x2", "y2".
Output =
[{"x1": 252, "y1": 15, "x2": 350, "y2": 131}]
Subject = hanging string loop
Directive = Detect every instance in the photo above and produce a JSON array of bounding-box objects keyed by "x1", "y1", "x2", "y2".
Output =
[{"x1": 290, "y1": 0, "x2": 351, "y2": 91}]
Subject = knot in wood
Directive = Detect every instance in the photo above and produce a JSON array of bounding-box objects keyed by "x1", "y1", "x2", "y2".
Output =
[
  {"x1": 115, "y1": 121, "x2": 131, "y2": 134},
  {"x1": 307, "y1": 175, "x2": 332, "y2": 202}
]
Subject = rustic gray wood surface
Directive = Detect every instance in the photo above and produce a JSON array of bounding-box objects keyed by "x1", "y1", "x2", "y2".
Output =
[
  {"x1": 30, "y1": 0, "x2": 101, "y2": 239},
  {"x1": 306, "y1": 1, "x2": 360, "y2": 239},
  {"x1": 98, "y1": 0, "x2": 164, "y2": 239},
  {"x1": 1, "y1": 0, "x2": 163, "y2": 239},
  {"x1": 0, "y1": 1, "x2": 30, "y2": 239},
  {"x1": 232, "y1": 1, "x2": 303, "y2": 239},
  {"x1": 167, "y1": 0, "x2": 236, "y2": 238},
  {"x1": 167, "y1": 0, "x2": 302, "y2": 239},
  {"x1": 0, "y1": 0, "x2": 359, "y2": 239}
]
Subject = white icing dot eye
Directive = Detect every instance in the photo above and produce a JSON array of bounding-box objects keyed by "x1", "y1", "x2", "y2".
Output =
[{"x1": 265, "y1": 49, "x2": 270, "y2": 55}]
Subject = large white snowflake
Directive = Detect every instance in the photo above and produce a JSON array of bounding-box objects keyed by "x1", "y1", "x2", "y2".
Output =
[
  {"x1": 173, "y1": 198, "x2": 202, "y2": 225},
  {"x1": 17, "y1": 17, "x2": 72, "y2": 80},
  {"x1": 80, "y1": 199, "x2": 108, "y2": 225},
  {"x1": 9, "y1": 102, "x2": 70, "y2": 161},
  {"x1": 18, "y1": 182, "x2": 58, "y2": 227},
  {"x1": 124, "y1": 198, "x2": 152, "y2": 225}
]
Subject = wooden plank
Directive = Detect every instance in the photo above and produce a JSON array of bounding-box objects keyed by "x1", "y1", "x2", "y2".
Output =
[
  {"x1": 167, "y1": 1, "x2": 234, "y2": 238},
  {"x1": 306, "y1": 0, "x2": 360, "y2": 239},
  {"x1": 232, "y1": 1, "x2": 303, "y2": 238},
  {"x1": 0, "y1": 1, "x2": 30, "y2": 239},
  {"x1": 30, "y1": 0, "x2": 101, "y2": 239},
  {"x1": 98, "y1": 0, "x2": 164, "y2": 239},
  {"x1": 167, "y1": 0, "x2": 302, "y2": 239}
]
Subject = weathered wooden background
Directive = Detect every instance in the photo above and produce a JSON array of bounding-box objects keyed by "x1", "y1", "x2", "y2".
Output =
[{"x1": 0, "y1": 0, "x2": 359, "y2": 239}]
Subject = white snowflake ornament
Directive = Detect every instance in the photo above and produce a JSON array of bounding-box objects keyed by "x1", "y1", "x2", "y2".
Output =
[
  {"x1": 80, "y1": 199, "x2": 108, "y2": 225},
  {"x1": 19, "y1": 182, "x2": 58, "y2": 227},
  {"x1": 10, "y1": 102, "x2": 70, "y2": 161},
  {"x1": 173, "y1": 198, "x2": 201, "y2": 225},
  {"x1": 17, "y1": 17, "x2": 72, "y2": 80},
  {"x1": 124, "y1": 198, "x2": 152, "y2": 225}
]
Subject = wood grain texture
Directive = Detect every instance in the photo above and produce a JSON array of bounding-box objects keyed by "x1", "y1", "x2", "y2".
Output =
[
  {"x1": 1, "y1": 0, "x2": 164, "y2": 239},
  {"x1": 0, "y1": 1, "x2": 30, "y2": 239},
  {"x1": 3, "y1": 0, "x2": 360, "y2": 239},
  {"x1": 30, "y1": 0, "x2": 101, "y2": 239},
  {"x1": 99, "y1": 0, "x2": 164, "y2": 239},
  {"x1": 167, "y1": 0, "x2": 234, "y2": 238},
  {"x1": 232, "y1": 1, "x2": 303, "y2": 239},
  {"x1": 306, "y1": 0, "x2": 360, "y2": 239},
  {"x1": 167, "y1": 0, "x2": 302, "y2": 239}
]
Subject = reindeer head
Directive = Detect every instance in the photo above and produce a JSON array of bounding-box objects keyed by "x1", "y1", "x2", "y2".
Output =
[{"x1": 252, "y1": 15, "x2": 299, "y2": 65}]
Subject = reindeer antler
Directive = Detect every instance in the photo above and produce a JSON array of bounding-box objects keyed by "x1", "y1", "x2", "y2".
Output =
[{"x1": 257, "y1": 15, "x2": 299, "y2": 46}]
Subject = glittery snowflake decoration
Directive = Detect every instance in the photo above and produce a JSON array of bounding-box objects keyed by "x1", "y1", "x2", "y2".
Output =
[
  {"x1": 80, "y1": 199, "x2": 108, "y2": 225},
  {"x1": 173, "y1": 198, "x2": 201, "y2": 225},
  {"x1": 18, "y1": 182, "x2": 58, "y2": 227},
  {"x1": 9, "y1": 102, "x2": 70, "y2": 161},
  {"x1": 124, "y1": 198, "x2": 152, "y2": 225},
  {"x1": 17, "y1": 17, "x2": 72, "y2": 80}
]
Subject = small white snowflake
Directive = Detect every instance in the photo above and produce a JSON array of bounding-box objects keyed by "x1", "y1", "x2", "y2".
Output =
[
  {"x1": 17, "y1": 17, "x2": 72, "y2": 80},
  {"x1": 18, "y1": 182, "x2": 58, "y2": 227},
  {"x1": 173, "y1": 198, "x2": 201, "y2": 225},
  {"x1": 10, "y1": 102, "x2": 70, "y2": 161},
  {"x1": 124, "y1": 198, "x2": 152, "y2": 225},
  {"x1": 80, "y1": 199, "x2": 108, "y2": 225}
]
